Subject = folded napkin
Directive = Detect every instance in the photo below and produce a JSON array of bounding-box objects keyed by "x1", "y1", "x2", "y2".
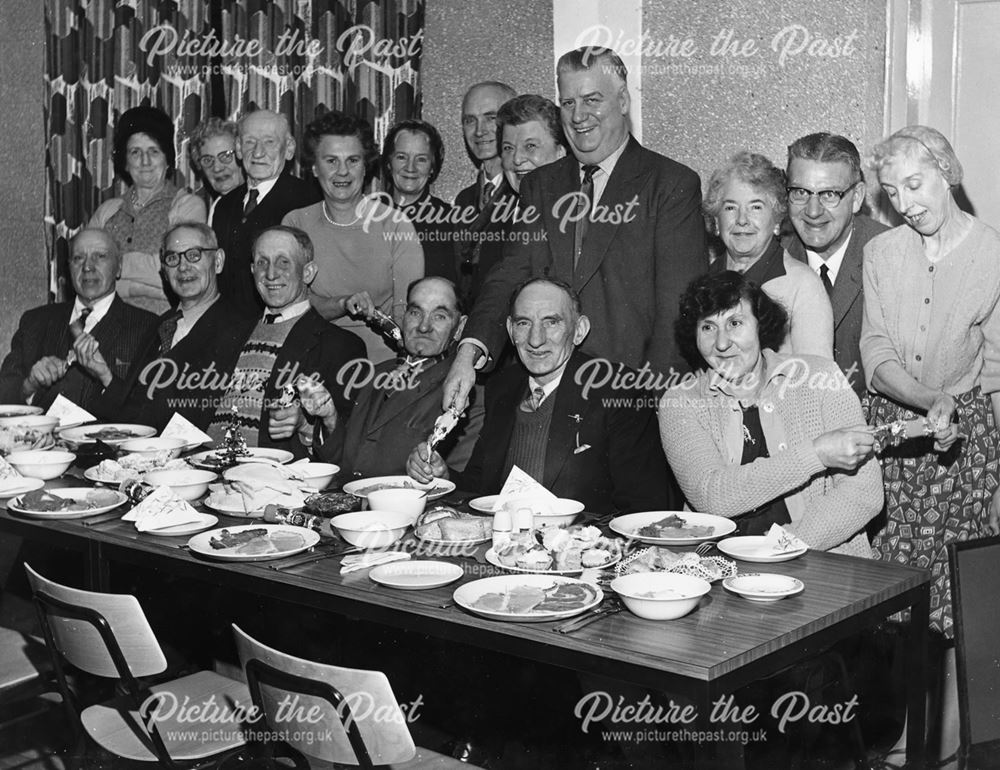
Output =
[
  {"x1": 122, "y1": 486, "x2": 203, "y2": 532},
  {"x1": 0, "y1": 455, "x2": 22, "y2": 482},
  {"x1": 764, "y1": 524, "x2": 808, "y2": 554},
  {"x1": 493, "y1": 465, "x2": 559, "y2": 513},
  {"x1": 161, "y1": 412, "x2": 213, "y2": 447},
  {"x1": 46, "y1": 394, "x2": 95, "y2": 428},
  {"x1": 340, "y1": 551, "x2": 410, "y2": 574}
]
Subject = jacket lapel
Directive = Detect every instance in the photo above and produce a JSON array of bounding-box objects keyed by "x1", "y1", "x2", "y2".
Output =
[
  {"x1": 830, "y1": 234, "x2": 864, "y2": 329},
  {"x1": 574, "y1": 137, "x2": 647, "y2": 290},
  {"x1": 543, "y1": 354, "x2": 592, "y2": 487},
  {"x1": 545, "y1": 157, "x2": 584, "y2": 280},
  {"x1": 366, "y1": 360, "x2": 447, "y2": 434}
]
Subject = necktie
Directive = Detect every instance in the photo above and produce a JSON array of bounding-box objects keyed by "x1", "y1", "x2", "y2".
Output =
[
  {"x1": 520, "y1": 386, "x2": 546, "y2": 413},
  {"x1": 819, "y1": 263, "x2": 834, "y2": 297},
  {"x1": 264, "y1": 312, "x2": 281, "y2": 324},
  {"x1": 243, "y1": 188, "x2": 259, "y2": 221},
  {"x1": 70, "y1": 306, "x2": 92, "y2": 336},
  {"x1": 477, "y1": 168, "x2": 494, "y2": 212},
  {"x1": 574, "y1": 164, "x2": 600, "y2": 268},
  {"x1": 157, "y1": 310, "x2": 182, "y2": 354}
]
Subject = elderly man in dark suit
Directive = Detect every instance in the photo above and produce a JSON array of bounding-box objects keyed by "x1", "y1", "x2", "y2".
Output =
[
  {"x1": 307, "y1": 276, "x2": 483, "y2": 475},
  {"x1": 212, "y1": 109, "x2": 320, "y2": 315},
  {"x1": 0, "y1": 228, "x2": 157, "y2": 412},
  {"x1": 409, "y1": 278, "x2": 677, "y2": 515},
  {"x1": 203, "y1": 225, "x2": 365, "y2": 459},
  {"x1": 82, "y1": 222, "x2": 256, "y2": 430},
  {"x1": 442, "y1": 47, "x2": 707, "y2": 411},
  {"x1": 783, "y1": 133, "x2": 888, "y2": 396}
]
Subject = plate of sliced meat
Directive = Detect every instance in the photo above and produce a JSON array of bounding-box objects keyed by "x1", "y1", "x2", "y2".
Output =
[
  {"x1": 609, "y1": 511, "x2": 736, "y2": 545},
  {"x1": 187, "y1": 524, "x2": 320, "y2": 562},
  {"x1": 453, "y1": 575, "x2": 603, "y2": 622}
]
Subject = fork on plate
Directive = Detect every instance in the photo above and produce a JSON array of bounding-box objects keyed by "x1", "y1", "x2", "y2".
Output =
[{"x1": 695, "y1": 541, "x2": 718, "y2": 556}]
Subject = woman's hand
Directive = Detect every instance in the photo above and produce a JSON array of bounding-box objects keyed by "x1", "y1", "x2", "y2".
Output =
[
  {"x1": 927, "y1": 392, "x2": 960, "y2": 452},
  {"x1": 813, "y1": 426, "x2": 876, "y2": 470},
  {"x1": 406, "y1": 443, "x2": 449, "y2": 484},
  {"x1": 988, "y1": 489, "x2": 1000, "y2": 536},
  {"x1": 344, "y1": 291, "x2": 376, "y2": 319}
]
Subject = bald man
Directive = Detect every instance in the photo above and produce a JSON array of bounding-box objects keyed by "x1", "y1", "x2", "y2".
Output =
[
  {"x1": 0, "y1": 228, "x2": 158, "y2": 411},
  {"x1": 213, "y1": 109, "x2": 320, "y2": 315}
]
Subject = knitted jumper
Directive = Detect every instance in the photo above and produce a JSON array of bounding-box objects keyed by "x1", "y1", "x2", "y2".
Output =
[
  {"x1": 658, "y1": 351, "x2": 882, "y2": 556},
  {"x1": 207, "y1": 319, "x2": 296, "y2": 446},
  {"x1": 502, "y1": 391, "x2": 556, "y2": 483}
]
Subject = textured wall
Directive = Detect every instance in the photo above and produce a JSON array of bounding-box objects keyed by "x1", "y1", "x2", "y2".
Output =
[
  {"x1": 423, "y1": 0, "x2": 555, "y2": 203},
  {"x1": 641, "y1": 1, "x2": 886, "y2": 189},
  {"x1": 0, "y1": 0, "x2": 46, "y2": 349}
]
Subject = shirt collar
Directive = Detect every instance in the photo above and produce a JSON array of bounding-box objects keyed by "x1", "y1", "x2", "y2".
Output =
[
  {"x1": 246, "y1": 175, "x2": 279, "y2": 202},
  {"x1": 263, "y1": 299, "x2": 310, "y2": 324},
  {"x1": 528, "y1": 361, "x2": 570, "y2": 403},
  {"x1": 585, "y1": 134, "x2": 630, "y2": 179},
  {"x1": 805, "y1": 227, "x2": 854, "y2": 280},
  {"x1": 71, "y1": 292, "x2": 115, "y2": 328}
]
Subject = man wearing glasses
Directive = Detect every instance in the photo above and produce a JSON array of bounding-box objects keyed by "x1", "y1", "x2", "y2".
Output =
[
  {"x1": 83, "y1": 222, "x2": 256, "y2": 429},
  {"x1": 784, "y1": 133, "x2": 888, "y2": 395},
  {"x1": 212, "y1": 109, "x2": 320, "y2": 315}
]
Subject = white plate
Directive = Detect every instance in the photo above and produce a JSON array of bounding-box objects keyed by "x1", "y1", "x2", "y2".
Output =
[
  {"x1": 0, "y1": 405, "x2": 43, "y2": 418},
  {"x1": 415, "y1": 530, "x2": 491, "y2": 547},
  {"x1": 468, "y1": 495, "x2": 499, "y2": 513},
  {"x1": 188, "y1": 524, "x2": 320, "y2": 562},
  {"x1": 609, "y1": 511, "x2": 737, "y2": 545},
  {"x1": 0, "y1": 477, "x2": 45, "y2": 499},
  {"x1": 7, "y1": 487, "x2": 128, "y2": 519},
  {"x1": 723, "y1": 573, "x2": 804, "y2": 602},
  {"x1": 484, "y1": 547, "x2": 620, "y2": 576},
  {"x1": 144, "y1": 513, "x2": 219, "y2": 537},
  {"x1": 203, "y1": 498, "x2": 265, "y2": 519},
  {"x1": 58, "y1": 423, "x2": 157, "y2": 447},
  {"x1": 453, "y1": 574, "x2": 603, "y2": 623},
  {"x1": 187, "y1": 447, "x2": 294, "y2": 470},
  {"x1": 468, "y1": 495, "x2": 584, "y2": 518},
  {"x1": 343, "y1": 476, "x2": 455, "y2": 501},
  {"x1": 369, "y1": 560, "x2": 464, "y2": 590},
  {"x1": 717, "y1": 536, "x2": 808, "y2": 563},
  {"x1": 83, "y1": 466, "x2": 137, "y2": 485}
]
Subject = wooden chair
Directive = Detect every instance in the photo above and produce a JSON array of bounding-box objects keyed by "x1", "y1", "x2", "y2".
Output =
[
  {"x1": 227, "y1": 624, "x2": 480, "y2": 769},
  {"x1": 948, "y1": 535, "x2": 1000, "y2": 770},
  {"x1": 25, "y1": 563, "x2": 251, "y2": 768}
]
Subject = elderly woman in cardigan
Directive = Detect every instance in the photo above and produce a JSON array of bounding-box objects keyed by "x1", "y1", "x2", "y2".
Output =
[{"x1": 659, "y1": 271, "x2": 882, "y2": 554}]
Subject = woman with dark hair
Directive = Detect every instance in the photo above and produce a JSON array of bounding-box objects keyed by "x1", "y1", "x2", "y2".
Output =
[
  {"x1": 659, "y1": 270, "x2": 881, "y2": 553},
  {"x1": 704, "y1": 150, "x2": 833, "y2": 358},
  {"x1": 380, "y1": 119, "x2": 457, "y2": 282},
  {"x1": 89, "y1": 105, "x2": 206, "y2": 314},
  {"x1": 283, "y1": 111, "x2": 423, "y2": 363}
]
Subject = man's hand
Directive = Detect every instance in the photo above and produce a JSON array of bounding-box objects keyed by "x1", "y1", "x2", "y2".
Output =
[
  {"x1": 268, "y1": 404, "x2": 303, "y2": 441},
  {"x1": 345, "y1": 291, "x2": 376, "y2": 318},
  {"x1": 441, "y1": 344, "x2": 479, "y2": 412},
  {"x1": 927, "y1": 392, "x2": 960, "y2": 452},
  {"x1": 23, "y1": 356, "x2": 67, "y2": 398},
  {"x1": 296, "y1": 377, "x2": 338, "y2": 432},
  {"x1": 406, "y1": 443, "x2": 449, "y2": 484},
  {"x1": 73, "y1": 334, "x2": 113, "y2": 387},
  {"x1": 813, "y1": 426, "x2": 876, "y2": 471}
]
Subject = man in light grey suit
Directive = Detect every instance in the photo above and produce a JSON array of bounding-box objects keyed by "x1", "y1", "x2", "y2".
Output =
[{"x1": 784, "y1": 133, "x2": 888, "y2": 396}]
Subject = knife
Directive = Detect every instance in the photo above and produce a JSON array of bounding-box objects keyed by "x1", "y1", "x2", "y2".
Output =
[
  {"x1": 268, "y1": 544, "x2": 361, "y2": 571},
  {"x1": 553, "y1": 601, "x2": 623, "y2": 634}
]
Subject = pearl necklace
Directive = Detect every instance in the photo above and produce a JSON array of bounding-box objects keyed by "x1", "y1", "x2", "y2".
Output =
[{"x1": 322, "y1": 200, "x2": 365, "y2": 227}]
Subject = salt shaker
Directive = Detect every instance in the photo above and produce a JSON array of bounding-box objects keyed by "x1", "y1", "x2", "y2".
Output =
[{"x1": 492, "y1": 509, "x2": 512, "y2": 550}]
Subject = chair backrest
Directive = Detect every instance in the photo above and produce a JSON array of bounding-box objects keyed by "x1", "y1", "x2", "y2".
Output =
[
  {"x1": 232, "y1": 624, "x2": 416, "y2": 767},
  {"x1": 948, "y1": 536, "x2": 1000, "y2": 748},
  {"x1": 24, "y1": 563, "x2": 167, "y2": 679}
]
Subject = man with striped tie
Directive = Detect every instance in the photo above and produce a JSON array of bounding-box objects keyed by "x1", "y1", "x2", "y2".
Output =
[{"x1": 408, "y1": 278, "x2": 678, "y2": 514}]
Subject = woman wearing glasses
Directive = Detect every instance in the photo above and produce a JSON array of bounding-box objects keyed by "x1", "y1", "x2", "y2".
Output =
[
  {"x1": 188, "y1": 118, "x2": 244, "y2": 226},
  {"x1": 704, "y1": 151, "x2": 834, "y2": 358},
  {"x1": 862, "y1": 126, "x2": 1000, "y2": 765},
  {"x1": 89, "y1": 106, "x2": 206, "y2": 315}
]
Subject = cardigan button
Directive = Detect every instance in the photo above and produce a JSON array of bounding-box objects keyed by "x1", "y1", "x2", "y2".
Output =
[
  {"x1": 762, "y1": 402, "x2": 774, "y2": 413},
  {"x1": 778, "y1": 442, "x2": 787, "y2": 451}
]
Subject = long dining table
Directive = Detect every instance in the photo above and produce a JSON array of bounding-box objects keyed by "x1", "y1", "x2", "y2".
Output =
[{"x1": 0, "y1": 483, "x2": 930, "y2": 767}]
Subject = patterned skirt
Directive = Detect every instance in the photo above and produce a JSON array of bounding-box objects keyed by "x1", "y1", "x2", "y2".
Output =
[{"x1": 869, "y1": 387, "x2": 999, "y2": 638}]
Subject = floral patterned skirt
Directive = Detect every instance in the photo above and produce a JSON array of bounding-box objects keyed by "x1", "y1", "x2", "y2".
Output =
[{"x1": 869, "y1": 387, "x2": 999, "y2": 638}]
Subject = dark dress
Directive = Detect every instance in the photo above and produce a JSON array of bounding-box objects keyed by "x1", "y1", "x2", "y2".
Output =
[{"x1": 734, "y1": 405, "x2": 792, "y2": 536}]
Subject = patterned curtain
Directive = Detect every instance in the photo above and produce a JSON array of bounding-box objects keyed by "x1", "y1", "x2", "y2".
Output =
[{"x1": 44, "y1": 0, "x2": 423, "y2": 301}]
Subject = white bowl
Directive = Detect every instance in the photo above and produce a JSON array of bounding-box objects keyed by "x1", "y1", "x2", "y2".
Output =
[
  {"x1": 119, "y1": 437, "x2": 186, "y2": 459},
  {"x1": 0, "y1": 415, "x2": 60, "y2": 454},
  {"x1": 0, "y1": 405, "x2": 43, "y2": 419},
  {"x1": 329, "y1": 510, "x2": 413, "y2": 549},
  {"x1": 611, "y1": 572, "x2": 712, "y2": 620},
  {"x1": 291, "y1": 462, "x2": 339, "y2": 490},
  {"x1": 366, "y1": 488, "x2": 427, "y2": 520},
  {"x1": 4, "y1": 450, "x2": 76, "y2": 480},
  {"x1": 143, "y1": 469, "x2": 218, "y2": 501},
  {"x1": 502, "y1": 496, "x2": 584, "y2": 528}
]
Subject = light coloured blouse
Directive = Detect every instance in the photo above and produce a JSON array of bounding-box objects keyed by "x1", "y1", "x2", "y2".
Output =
[
  {"x1": 861, "y1": 219, "x2": 1000, "y2": 395},
  {"x1": 658, "y1": 351, "x2": 882, "y2": 556}
]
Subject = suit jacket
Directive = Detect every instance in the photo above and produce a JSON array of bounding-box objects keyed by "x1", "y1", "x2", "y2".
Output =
[
  {"x1": 256, "y1": 308, "x2": 366, "y2": 459},
  {"x1": 454, "y1": 351, "x2": 680, "y2": 515},
  {"x1": 400, "y1": 192, "x2": 459, "y2": 284},
  {"x1": 785, "y1": 214, "x2": 888, "y2": 394},
  {"x1": 454, "y1": 177, "x2": 519, "y2": 306},
  {"x1": 317, "y1": 348, "x2": 484, "y2": 475},
  {"x1": 95, "y1": 298, "x2": 257, "y2": 431},
  {"x1": 0, "y1": 295, "x2": 157, "y2": 412},
  {"x1": 213, "y1": 174, "x2": 321, "y2": 316},
  {"x1": 462, "y1": 137, "x2": 708, "y2": 377}
]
